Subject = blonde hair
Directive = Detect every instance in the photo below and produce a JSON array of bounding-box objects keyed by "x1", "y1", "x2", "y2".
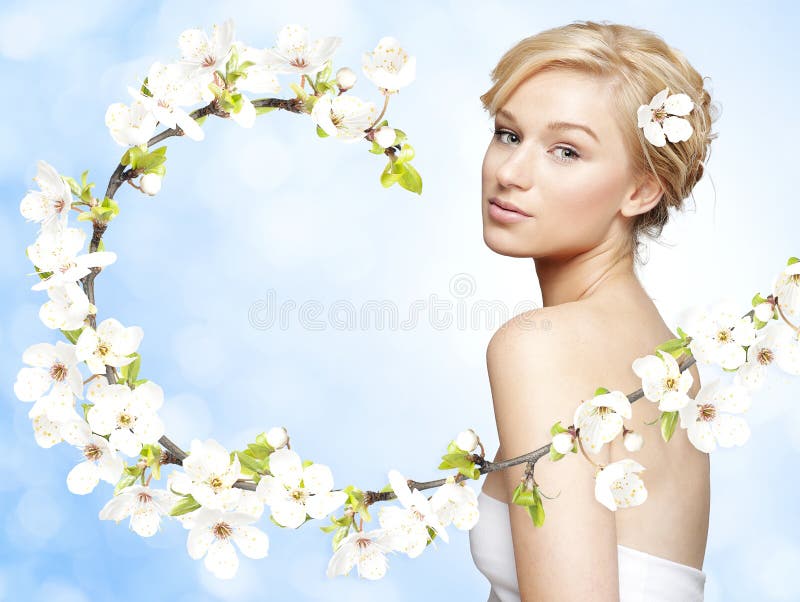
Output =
[{"x1": 480, "y1": 20, "x2": 720, "y2": 264}]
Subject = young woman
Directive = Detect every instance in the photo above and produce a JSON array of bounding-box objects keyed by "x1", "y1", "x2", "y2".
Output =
[{"x1": 468, "y1": 21, "x2": 717, "y2": 601}]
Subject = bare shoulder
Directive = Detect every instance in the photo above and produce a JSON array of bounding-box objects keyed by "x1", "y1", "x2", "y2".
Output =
[
  {"x1": 485, "y1": 303, "x2": 621, "y2": 599},
  {"x1": 487, "y1": 302, "x2": 601, "y2": 371}
]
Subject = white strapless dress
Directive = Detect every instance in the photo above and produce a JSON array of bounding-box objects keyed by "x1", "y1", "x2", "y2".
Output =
[{"x1": 469, "y1": 491, "x2": 706, "y2": 601}]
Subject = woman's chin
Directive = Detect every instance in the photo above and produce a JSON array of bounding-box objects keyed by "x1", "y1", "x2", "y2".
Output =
[{"x1": 482, "y1": 228, "x2": 536, "y2": 258}]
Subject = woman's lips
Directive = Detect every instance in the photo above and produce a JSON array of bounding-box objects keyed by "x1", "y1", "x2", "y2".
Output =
[{"x1": 488, "y1": 197, "x2": 533, "y2": 223}]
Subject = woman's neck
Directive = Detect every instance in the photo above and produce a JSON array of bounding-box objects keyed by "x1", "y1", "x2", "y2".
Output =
[{"x1": 534, "y1": 242, "x2": 640, "y2": 308}]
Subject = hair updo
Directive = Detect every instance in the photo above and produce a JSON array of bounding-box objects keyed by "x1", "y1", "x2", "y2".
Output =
[{"x1": 479, "y1": 20, "x2": 720, "y2": 264}]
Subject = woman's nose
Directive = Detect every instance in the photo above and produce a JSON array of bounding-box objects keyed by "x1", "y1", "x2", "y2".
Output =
[{"x1": 495, "y1": 148, "x2": 534, "y2": 190}]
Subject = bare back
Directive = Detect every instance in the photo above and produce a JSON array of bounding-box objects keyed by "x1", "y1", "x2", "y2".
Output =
[{"x1": 481, "y1": 283, "x2": 709, "y2": 571}]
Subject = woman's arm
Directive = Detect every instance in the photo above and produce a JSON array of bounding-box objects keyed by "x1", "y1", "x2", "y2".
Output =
[{"x1": 487, "y1": 307, "x2": 620, "y2": 601}]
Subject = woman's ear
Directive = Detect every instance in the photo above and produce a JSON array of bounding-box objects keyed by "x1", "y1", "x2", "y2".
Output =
[{"x1": 621, "y1": 172, "x2": 664, "y2": 218}]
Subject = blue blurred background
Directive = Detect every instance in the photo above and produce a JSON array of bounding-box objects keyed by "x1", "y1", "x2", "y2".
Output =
[{"x1": 1, "y1": 1, "x2": 798, "y2": 600}]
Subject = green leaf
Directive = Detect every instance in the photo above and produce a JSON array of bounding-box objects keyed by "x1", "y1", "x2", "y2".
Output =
[
  {"x1": 549, "y1": 445, "x2": 565, "y2": 462},
  {"x1": 120, "y1": 353, "x2": 141, "y2": 385},
  {"x1": 751, "y1": 293, "x2": 767, "y2": 307},
  {"x1": 81, "y1": 402, "x2": 93, "y2": 421},
  {"x1": 511, "y1": 483, "x2": 534, "y2": 506},
  {"x1": 316, "y1": 124, "x2": 330, "y2": 138},
  {"x1": 380, "y1": 159, "x2": 405, "y2": 188},
  {"x1": 236, "y1": 450, "x2": 268, "y2": 475},
  {"x1": 594, "y1": 387, "x2": 610, "y2": 396},
  {"x1": 114, "y1": 472, "x2": 139, "y2": 494},
  {"x1": 788, "y1": 257, "x2": 799, "y2": 266},
  {"x1": 550, "y1": 420, "x2": 568, "y2": 436},
  {"x1": 655, "y1": 337, "x2": 686, "y2": 355},
  {"x1": 141, "y1": 444, "x2": 162, "y2": 480},
  {"x1": 395, "y1": 143, "x2": 415, "y2": 165},
  {"x1": 61, "y1": 328, "x2": 84, "y2": 344},
  {"x1": 255, "y1": 106, "x2": 278, "y2": 116},
  {"x1": 332, "y1": 525, "x2": 350, "y2": 551},
  {"x1": 527, "y1": 488, "x2": 546, "y2": 527},
  {"x1": 660, "y1": 410, "x2": 679, "y2": 442},
  {"x1": 170, "y1": 494, "x2": 201, "y2": 517},
  {"x1": 398, "y1": 162, "x2": 422, "y2": 194},
  {"x1": 135, "y1": 146, "x2": 167, "y2": 171}
]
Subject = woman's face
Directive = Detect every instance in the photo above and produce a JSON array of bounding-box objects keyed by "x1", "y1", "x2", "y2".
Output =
[{"x1": 481, "y1": 68, "x2": 641, "y2": 260}]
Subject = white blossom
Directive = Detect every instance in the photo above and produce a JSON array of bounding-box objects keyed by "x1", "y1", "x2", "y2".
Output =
[
  {"x1": 39, "y1": 282, "x2": 93, "y2": 330},
  {"x1": 623, "y1": 431, "x2": 644, "y2": 452},
  {"x1": 335, "y1": 67, "x2": 357, "y2": 90},
  {"x1": 773, "y1": 321, "x2": 800, "y2": 376},
  {"x1": 27, "y1": 392, "x2": 82, "y2": 448},
  {"x1": 429, "y1": 476, "x2": 479, "y2": 530},
  {"x1": 139, "y1": 173, "x2": 162, "y2": 196},
  {"x1": 85, "y1": 377, "x2": 164, "y2": 457},
  {"x1": 26, "y1": 226, "x2": 117, "y2": 292},
  {"x1": 733, "y1": 321, "x2": 793, "y2": 390},
  {"x1": 455, "y1": 428, "x2": 478, "y2": 452},
  {"x1": 128, "y1": 61, "x2": 205, "y2": 141},
  {"x1": 551, "y1": 431, "x2": 575, "y2": 454},
  {"x1": 60, "y1": 419, "x2": 125, "y2": 494},
  {"x1": 177, "y1": 19, "x2": 235, "y2": 81},
  {"x1": 261, "y1": 24, "x2": 341, "y2": 77},
  {"x1": 181, "y1": 439, "x2": 244, "y2": 511},
  {"x1": 377, "y1": 469, "x2": 449, "y2": 558},
  {"x1": 19, "y1": 160, "x2": 72, "y2": 233},
  {"x1": 678, "y1": 379, "x2": 751, "y2": 453},
  {"x1": 327, "y1": 528, "x2": 398, "y2": 580},
  {"x1": 754, "y1": 301, "x2": 776, "y2": 323},
  {"x1": 230, "y1": 41, "x2": 282, "y2": 94},
  {"x1": 14, "y1": 341, "x2": 83, "y2": 403},
  {"x1": 361, "y1": 37, "x2": 416, "y2": 93},
  {"x1": 573, "y1": 390, "x2": 632, "y2": 455},
  {"x1": 105, "y1": 99, "x2": 159, "y2": 147},
  {"x1": 594, "y1": 458, "x2": 648, "y2": 511},
  {"x1": 265, "y1": 426, "x2": 289, "y2": 449},
  {"x1": 631, "y1": 349, "x2": 694, "y2": 411},
  {"x1": 684, "y1": 301, "x2": 757, "y2": 370},
  {"x1": 186, "y1": 508, "x2": 269, "y2": 579},
  {"x1": 374, "y1": 126, "x2": 396, "y2": 148},
  {"x1": 255, "y1": 448, "x2": 347, "y2": 528},
  {"x1": 74, "y1": 317, "x2": 143, "y2": 375},
  {"x1": 773, "y1": 261, "x2": 800, "y2": 325},
  {"x1": 99, "y1": 484, "x2": 177, "y2": 537},
  {"x1": 637, "y1": 87, "x2": 694, "y2": 147},
  {"x1": 311, "y1": 93, "x2": 377, "y2": 143}
]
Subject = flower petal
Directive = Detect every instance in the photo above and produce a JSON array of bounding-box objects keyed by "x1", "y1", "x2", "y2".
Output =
[{"x1": 232, "y1": 525, "x2": 269, "y2": 559}]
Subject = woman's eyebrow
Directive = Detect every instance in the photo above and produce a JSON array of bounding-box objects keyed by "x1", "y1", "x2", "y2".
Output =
[{"x1": 496, "y1": 108, "x2": 599, "y2": 143}]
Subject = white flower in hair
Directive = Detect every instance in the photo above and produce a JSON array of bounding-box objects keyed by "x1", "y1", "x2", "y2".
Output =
[{"x1": 637, "y1": 87, "x2": 694, "y2": 147}]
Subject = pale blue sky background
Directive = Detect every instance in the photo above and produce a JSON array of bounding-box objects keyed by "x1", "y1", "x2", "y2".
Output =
[{"x1": 1, "y1": 1, "x2": 799, "y2": 600}]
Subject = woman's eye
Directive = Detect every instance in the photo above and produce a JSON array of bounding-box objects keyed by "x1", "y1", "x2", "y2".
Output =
[
  {"x1": 492, "y1": 129, "x2": 519, "y2": 145},
  {"x1": 553, "y1": 145, "x2": 580, "y2": 163}
]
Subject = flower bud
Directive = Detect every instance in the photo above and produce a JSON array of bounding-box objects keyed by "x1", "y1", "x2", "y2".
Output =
[
  {"x1": 754, "y1": 301, "x2": 774, "y2": 323},
  {"x1": 374, "y1": 126, "x2": 396, "y2": 148},
  {"x1": 140, "y1": 173, "x2": 162, "y2": 196},
  {"x1": 552, "y1": 432, "x2": 574, "y2": 454},
  {"x1": 455, "y1": 429, "x2": 478, "y2": 452},
  {"x1": 266, "y1": 426, "x2": 289, "y2": 449},
  {"x1": 336, "y1": 67, "x2": 357, "y2": 90},
  {"x1": 623, "y1": 430, "x2": 644, "y2": 452}
]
